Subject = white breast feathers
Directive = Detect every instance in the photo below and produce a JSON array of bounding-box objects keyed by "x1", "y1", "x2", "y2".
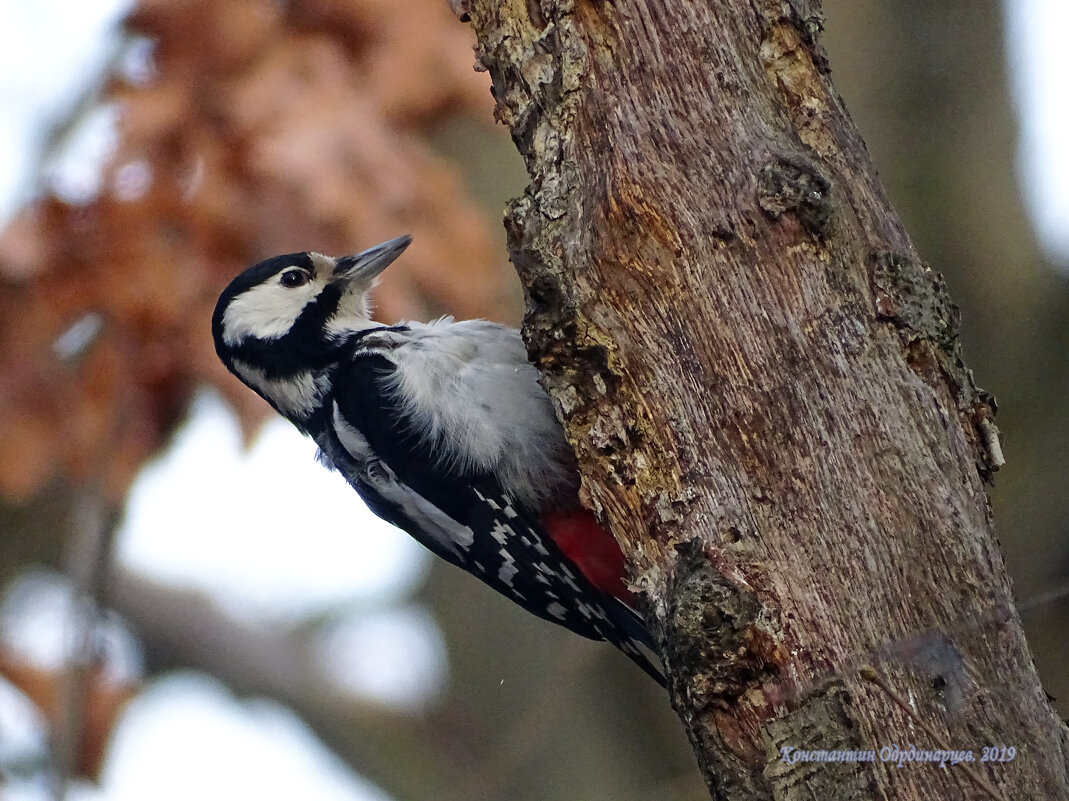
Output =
[{"x1": 356, "y1": 319, "x2": 577, "y2": 510}]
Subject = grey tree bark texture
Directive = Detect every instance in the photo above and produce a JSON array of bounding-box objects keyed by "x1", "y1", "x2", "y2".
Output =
[{"x1": 454, "y1": 1, "x2": 1069, "y2": 799}]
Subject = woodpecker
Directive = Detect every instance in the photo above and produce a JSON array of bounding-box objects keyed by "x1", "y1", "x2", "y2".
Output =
[{"x1": 212, "y1": 236, "x2": 662, "y2": 684}]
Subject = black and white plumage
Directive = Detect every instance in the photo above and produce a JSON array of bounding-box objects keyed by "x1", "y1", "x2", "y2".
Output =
[{"x1": 212, "y1": 236, "x2": 662, "y2": 684}]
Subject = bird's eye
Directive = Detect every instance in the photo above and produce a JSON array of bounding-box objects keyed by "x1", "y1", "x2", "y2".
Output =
[{"x1": 280, "y1": 269, "x2": 310, "y2": 288}]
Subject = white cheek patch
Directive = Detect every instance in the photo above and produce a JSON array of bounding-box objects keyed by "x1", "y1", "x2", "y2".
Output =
[
  {"x1": 222, "y1": 279, "x2": 318, "y2": 346},
  {"x1": 232, "y1": 359, "x2": 327, "y2": 418}
]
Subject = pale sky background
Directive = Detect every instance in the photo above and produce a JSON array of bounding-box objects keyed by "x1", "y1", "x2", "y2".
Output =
[{"x1": 0, "y1": 1, "x2": 1067, "y2": 799}]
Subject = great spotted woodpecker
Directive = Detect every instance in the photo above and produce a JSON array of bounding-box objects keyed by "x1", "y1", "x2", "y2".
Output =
[{"x1": 212, "y1": 236, "x2": 662, "y2": 683}]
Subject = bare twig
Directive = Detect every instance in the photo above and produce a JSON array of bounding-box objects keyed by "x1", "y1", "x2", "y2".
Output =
[{"x1": 50, "y1": 486, "x2": 120, "y2": 798}]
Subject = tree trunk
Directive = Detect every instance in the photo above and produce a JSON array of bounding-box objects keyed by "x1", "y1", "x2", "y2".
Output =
[
  {"x1": 456, "y1": 1, "x2": 1069, "y2": 798},
  {"x1": 822, "y1": 0, "x2": 1069, "y2": 716}
]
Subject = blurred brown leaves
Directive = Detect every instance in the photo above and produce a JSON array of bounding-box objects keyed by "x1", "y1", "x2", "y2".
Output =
[
  {"x1": 0, "y1": 653, "x2": 138, "y2": 782},
  {"x1": 0, "y1": 0, "x2": 511, "y2": 504}
]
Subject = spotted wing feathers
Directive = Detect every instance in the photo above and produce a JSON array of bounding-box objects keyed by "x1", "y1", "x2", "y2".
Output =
[{"x1": 313, "y1": 332, "x2": 663, "y2": 684}]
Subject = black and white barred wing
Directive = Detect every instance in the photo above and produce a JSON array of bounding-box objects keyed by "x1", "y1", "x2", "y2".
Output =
[{"x1": 317, "y1": 343, "x2": 660, "y2": 679}]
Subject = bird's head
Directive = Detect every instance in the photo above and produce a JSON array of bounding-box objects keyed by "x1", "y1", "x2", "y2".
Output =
[{"x1": 211, "y1": 235, "x2": 411, "y2": 420}]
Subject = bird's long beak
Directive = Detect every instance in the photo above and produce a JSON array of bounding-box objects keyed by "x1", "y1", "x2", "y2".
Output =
[{"x1": 333, "y1": 235, "x2": 413, "y2": 283}]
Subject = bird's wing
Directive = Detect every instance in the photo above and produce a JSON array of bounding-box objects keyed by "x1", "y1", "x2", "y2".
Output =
[{"x1": 319, "y1": 344, "x2": 662, "y2": 682}]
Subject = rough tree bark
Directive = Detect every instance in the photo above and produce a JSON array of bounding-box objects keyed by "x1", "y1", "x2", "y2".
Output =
[{"x1": 453, "y1": 1, "x2": 1069, "y2": 799}]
